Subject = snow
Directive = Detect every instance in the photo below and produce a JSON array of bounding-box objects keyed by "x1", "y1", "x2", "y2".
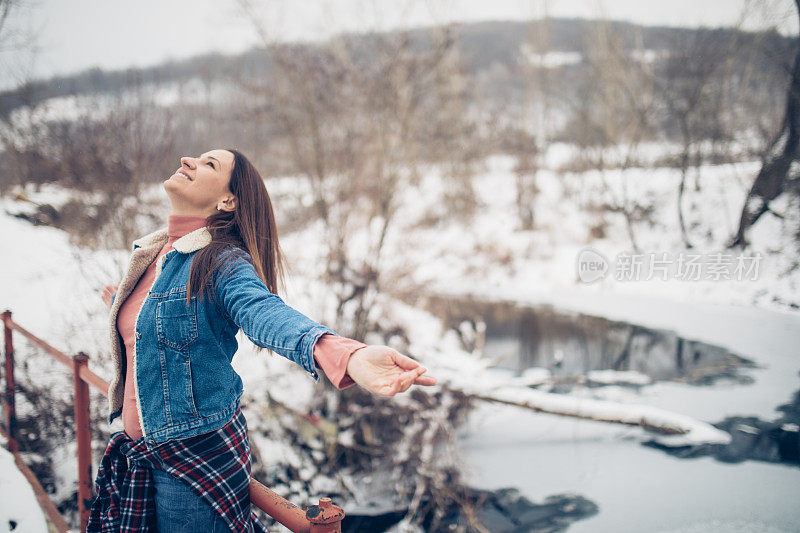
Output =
[
  {"x1": 459, "y1": 402, "x2": 800, "y2": 533},
  {"x1": 487, "y1": 386, "x2": 731, "y2": 446},
  {"x1": 3, "y1": 78, "x2": 222, "y2": 128},
  {"x1": 406, "y1": 154, "x2": 796, "y2": 312},
  {"x1": 519, "y1": 46, "x2": 583, "y2": 68},
  {"x1": 0, "y1": 444, "x2": 48, "y2": 532},
  {"x1": 587, "y1": 369, "x2": 651, "y2": 385},
  {"x1": 275, "y1": 148, "x2": 800, "y2": 529},
  {"x1": 2, "y1": 139, "x2": 800, "y2": 530}
]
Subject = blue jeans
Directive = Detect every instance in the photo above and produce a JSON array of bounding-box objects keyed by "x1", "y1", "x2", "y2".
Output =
[{"x1": 152, "y1": 467, "x2": 231, "y2": 532}]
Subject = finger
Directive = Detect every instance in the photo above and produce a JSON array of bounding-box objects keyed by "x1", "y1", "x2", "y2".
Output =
[
  {"x1": 381, "y1": 367, "x2": 430, "y2": 396},
  {"x1": 381, "y1": 371, "x2": 406, "y2": 396},
  {"x1": 400, "y1": 368, "x2": 422, "y2": 393},
  {"x1": 386, "y1": 377, "x2": 402, "y2": 396},
  {"x1": 409, "y1": 367, "x2": 436, "y2": 386},
  {"x1": 386, "y1": 371, "x2": 412, "y2": 396},
  {"x1": 391, "y1": 351, "x2": 421, "y2": 371},
  {"x1": 414, "y1": 375, "x2": 437, "y2": 386}
]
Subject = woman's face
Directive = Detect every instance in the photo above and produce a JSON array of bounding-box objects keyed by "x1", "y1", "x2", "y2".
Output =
[{"x1": 164, "y1": 149, "x2": 237, "y2": 216}]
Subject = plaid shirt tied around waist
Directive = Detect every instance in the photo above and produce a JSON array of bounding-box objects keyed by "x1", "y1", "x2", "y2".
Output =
[{"x1": 88, "y1": 405, "x2": 268, "y2": 532}]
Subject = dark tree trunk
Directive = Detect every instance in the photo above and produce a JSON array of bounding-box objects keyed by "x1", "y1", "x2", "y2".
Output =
[{"x1": 730, "y1": 0, "x2": 800, "y2": 248}]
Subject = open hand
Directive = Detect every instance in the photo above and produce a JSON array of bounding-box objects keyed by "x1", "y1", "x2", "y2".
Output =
[
  {"x1": 346, "y1": 345, "x2": 437, "y2": 396},
  {"x1": 101, "y1": 284, "x2": 119, "y2": 308}
]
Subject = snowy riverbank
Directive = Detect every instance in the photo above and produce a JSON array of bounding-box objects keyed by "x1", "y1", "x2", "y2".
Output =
[{"x1": 1, "y1": 147, "x2": 799, "y2": 530}]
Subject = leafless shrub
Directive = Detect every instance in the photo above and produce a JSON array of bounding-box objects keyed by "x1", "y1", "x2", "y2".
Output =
[
  {"x1": 558, "y1": 21, "x2": 659, "y2": 251},
  {"x1": 234, "y1": 6, "x2": 478, "y2": 339},
  {"x1": 1, "y1": 83, "x2": 177, "y2": 249}
]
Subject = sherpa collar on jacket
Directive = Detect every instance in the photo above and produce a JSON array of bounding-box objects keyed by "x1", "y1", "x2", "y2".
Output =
[{"x1": 131, "y1": 225, "x2": 213, "y2": 254}]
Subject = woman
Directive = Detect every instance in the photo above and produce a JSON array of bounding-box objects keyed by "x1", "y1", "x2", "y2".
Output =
[{"x1": 89, "y1": 149, "x2": 436, "y2": 532}]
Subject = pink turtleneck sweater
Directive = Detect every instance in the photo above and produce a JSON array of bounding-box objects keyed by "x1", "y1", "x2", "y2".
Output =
[{"x1": 116, "y1": 215, "x2": 365, "y2": 440}]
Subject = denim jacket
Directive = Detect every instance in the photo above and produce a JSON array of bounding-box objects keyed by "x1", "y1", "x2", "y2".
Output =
[{"x1": 106, "y1": 226, "x2": 337, "y2": 449}]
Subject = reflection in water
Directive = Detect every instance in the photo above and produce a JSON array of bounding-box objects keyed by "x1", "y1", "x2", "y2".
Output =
[
  {"x1": 427, "y1": 489, "x2": 598, "y2": 532},
  {"x1": 424, "y1": 295, "x2": 759, "y2": 388},
  {"x1": 343, "y1": 487, "x2": 599, "y2": 533},
  {"x1": 646, "y1": 387, "x2": 800, "y2": 468},
  {"x1": 423, "y1": 294, "x2": 800, "y2": 468}
]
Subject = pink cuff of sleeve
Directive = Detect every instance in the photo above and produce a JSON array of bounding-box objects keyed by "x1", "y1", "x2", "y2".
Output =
[{"x1": 313, "y1": 333, "x2": 367, "y2": 390}]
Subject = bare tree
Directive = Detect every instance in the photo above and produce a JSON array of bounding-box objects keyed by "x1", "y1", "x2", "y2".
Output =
[
  {"x1": 513, "y1": 15, "x2": 553, "y2": 231},
  {"x1": 233, "y1": 2, "x2": 484, "y2": 528},
  {"x1": 731, "y1": 0, "x2": 800, "y2": 248},
  {"x1": 234, "y1": 5, "x2": 475, "y2": 340},
  {"x1": 1, "y1": 82, "x2": 178, "y2": 248},
  {"x1": 0, "y1": 0, "x2": 43, "y2": 194},
  {"x1": 0, "y1": 0, "x2": 39, "y2": 89},
  {"x1": 562, "y1": 20, "x2": 658, "y2": 251},
  {"x1": 655, "y1": 27, "x2": 738, "y2": 248}
]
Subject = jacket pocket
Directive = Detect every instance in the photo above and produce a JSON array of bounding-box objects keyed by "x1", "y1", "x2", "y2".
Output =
[
  {"x1": 156, "y1": 295, "x2": 200, "y2": 420},
  {"x1": 156, "y1": 296, "x2": 199, "y2": 349}
]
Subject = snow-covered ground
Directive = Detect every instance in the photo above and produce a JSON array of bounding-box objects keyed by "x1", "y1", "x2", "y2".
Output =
[
  {"x1": 278, "y1": 148, "x2": 800, "y2": 530},
  {"x1": 1, "y1": 143, "x2": 799, "y2": 530},
  {"x1": 0, "y1": 440, "x2": 48, "y2": 532}
]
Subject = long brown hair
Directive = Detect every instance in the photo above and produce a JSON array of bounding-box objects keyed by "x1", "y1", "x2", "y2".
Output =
[{"x1": 186, "y1": 149, "x2": 287, "y2": 313}]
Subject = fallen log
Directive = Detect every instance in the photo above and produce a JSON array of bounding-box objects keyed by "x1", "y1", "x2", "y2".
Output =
[
  {"x1": 466, "y1": 385, "x2": 731, "y2": 447},
  {"x1": 252, "y1": 367, "x2": 729, "y2": 448}
]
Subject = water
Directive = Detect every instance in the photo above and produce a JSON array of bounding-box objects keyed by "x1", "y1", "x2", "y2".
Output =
[
  {"x1": 424, "y1": 294, "x2": 800, "y2": 532},
  {"x1": 426, "y1": 296, "x2": 758, "y2": 388}
]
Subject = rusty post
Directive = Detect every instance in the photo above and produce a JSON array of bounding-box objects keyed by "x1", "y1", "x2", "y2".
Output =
[
  {"x1": 2, "y1": 309, "x2": 18, "y2": 454},
  {"x1": 249, "y1": 479, "x2": 312, "y2": 532},
  {"x1": 306, "y1": 497, "x2": 345, "y2": 533},
  {"x1": 72, "y1": 351, "x2": 93, "y2": 532}
]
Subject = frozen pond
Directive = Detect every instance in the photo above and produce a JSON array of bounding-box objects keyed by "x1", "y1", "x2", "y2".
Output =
[
  {"x1": 427, "y1": 296, "x2": 760, "y2": 388},
  {"x1": 429, "y1": 293, "x2": 800, "y2": 531},
  {"x1": 458, "y1": 402, "x2": 800, "y2": 532}
]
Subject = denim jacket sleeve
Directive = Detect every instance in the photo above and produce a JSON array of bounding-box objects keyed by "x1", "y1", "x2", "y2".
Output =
[{"x1": 213, "y1": 248, "x2": 337, "y2": 382}]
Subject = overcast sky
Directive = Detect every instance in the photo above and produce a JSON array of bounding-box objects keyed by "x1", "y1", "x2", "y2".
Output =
[{"x1": 1, "y1": 0, "x2": 797, "y2": 90}]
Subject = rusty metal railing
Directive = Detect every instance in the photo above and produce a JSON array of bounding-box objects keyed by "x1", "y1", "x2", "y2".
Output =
[{"x1": 1, "y1": 309, "x2": 344, "y2": 532}]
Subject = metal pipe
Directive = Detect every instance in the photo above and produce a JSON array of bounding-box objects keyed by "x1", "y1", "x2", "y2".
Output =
[
  {"x1": 77, "y1": 364, "x2": 109, "y2": 397},
  {"x1": 3, "y1": 314, "x2": 72, "y2": 367},
  {"x1": 307, "y1": 497, "x2": 345, "y2": 532},
  {"x1": 2, "y1": 309, "x2": 18, "y2": 454},
  {"x1": 73, "y1": 352, "x2": 93, "y2": 532},
  {"x1": 249, "y1": 479, "x2": 312, "y2": 533}
]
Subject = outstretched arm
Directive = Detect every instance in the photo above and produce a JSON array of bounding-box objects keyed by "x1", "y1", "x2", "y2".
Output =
[
  {"x1": 215, "y1": 248, "x2": 437, "y2": 394},
  {"x1": 214, "y1": 248, "x2": 335, "y2": 382},
  {"x1": 313, "y1": 334, "x2": 437, "y2": 396}
]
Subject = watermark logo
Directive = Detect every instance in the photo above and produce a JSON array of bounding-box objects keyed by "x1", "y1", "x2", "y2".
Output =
[
  {"x1": 576, "y1": 248, "x2": 762, "y2": 283},
  {"x1": 576, "y1": 246, "x2": 610, "y2": 283}
]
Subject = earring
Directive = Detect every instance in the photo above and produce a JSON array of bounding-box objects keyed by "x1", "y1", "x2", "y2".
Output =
[{"x1": 217, "y1": 205, "x2": 222, "y2": 211}]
